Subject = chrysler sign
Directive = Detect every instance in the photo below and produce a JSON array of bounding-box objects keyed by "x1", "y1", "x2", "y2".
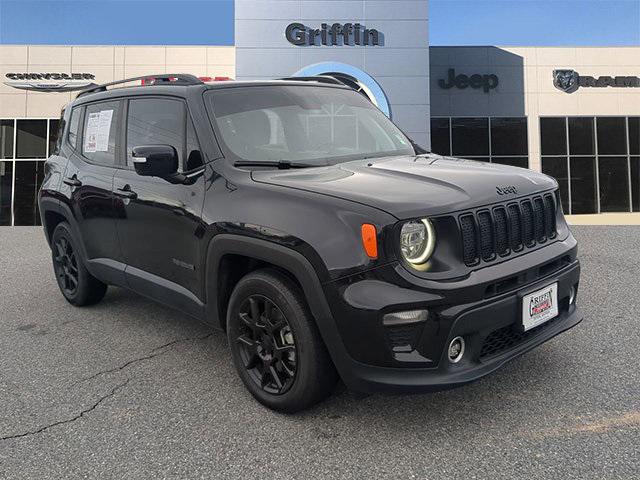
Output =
[
  {"x1": 4, "y1": 72, "x2": 96, "y2": 92},
  {"x1": 553, "y1": 69, "x2": 640, "y2": 93}
]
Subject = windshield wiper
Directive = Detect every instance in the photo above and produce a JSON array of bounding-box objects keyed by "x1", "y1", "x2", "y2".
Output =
[{"x1": 233, "y1": 160, "x2": 317, "y2": 169}]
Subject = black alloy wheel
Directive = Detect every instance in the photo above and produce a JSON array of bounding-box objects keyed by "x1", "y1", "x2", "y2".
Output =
[
  {"x1": 50, "y1": 222, "x2": 107, "y2": 306},
  {"x1": 227, "y1": 269, "x2": 338, "y2": 412},
  {"x1": 235, "y1": 294, "x2": 297, "y2": 394},
  {"x1": 53, "y1": 235, "x2": 79, "y2": 296}
]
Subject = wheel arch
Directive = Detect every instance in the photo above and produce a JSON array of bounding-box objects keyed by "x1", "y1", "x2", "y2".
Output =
[
  {"x1": 39, "y1": 199, "x2": 89, "y2": 263},
  {"x1": 204, "y1": 234, "x2": 354, "y2": 380}
]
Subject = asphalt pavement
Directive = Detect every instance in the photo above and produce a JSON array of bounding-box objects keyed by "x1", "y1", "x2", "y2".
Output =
[{"x1": 0, "y1": 226, "x2": 638, "y2": 479}]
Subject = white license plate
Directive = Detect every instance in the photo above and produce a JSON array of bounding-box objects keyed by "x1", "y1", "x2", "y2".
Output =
[{"x1": 522, "y1": 283, "x2": 558, "y2": 331}]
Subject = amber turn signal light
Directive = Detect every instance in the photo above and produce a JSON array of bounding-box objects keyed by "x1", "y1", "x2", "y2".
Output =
[{"x1": 361, "y1": 224, "x2": 378, "y2": 259}]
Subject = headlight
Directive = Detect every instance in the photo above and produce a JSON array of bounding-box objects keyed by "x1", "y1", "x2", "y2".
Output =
[{"x1": 400, "y1": 218, "x2": 436, "y2": 265}]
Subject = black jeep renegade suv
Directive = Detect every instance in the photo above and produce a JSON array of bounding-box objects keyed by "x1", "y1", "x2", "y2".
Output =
[{"x1": 39, "y1": 74, "x2": 582, "y2": 412}]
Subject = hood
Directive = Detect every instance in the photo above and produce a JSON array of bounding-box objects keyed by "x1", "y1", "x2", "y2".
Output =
[{"x1": 251, "y1": 155, "x2": 558, "y2": 219}]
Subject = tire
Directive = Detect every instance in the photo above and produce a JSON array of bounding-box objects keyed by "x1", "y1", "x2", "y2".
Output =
[
  {"x1": 50, "y1": 222, "x2": 107, "y2": 306},
  {"x1": 227, "y1": 268, "x2": 338, "y2": 413}
]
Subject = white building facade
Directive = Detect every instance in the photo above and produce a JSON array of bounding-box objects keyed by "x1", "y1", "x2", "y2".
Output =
[{"x1": 1, "y1": 0, "x2": 639, "y2": 225}]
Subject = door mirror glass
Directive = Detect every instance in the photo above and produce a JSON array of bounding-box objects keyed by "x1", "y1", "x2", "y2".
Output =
[{"x1": 132, "y1": 145, "x2": 179, "y2": 178}]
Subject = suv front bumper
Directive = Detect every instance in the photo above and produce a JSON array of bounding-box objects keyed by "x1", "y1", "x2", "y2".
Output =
[{"x1": 323, "y1": 239, "x2": 583, "y2": 394}]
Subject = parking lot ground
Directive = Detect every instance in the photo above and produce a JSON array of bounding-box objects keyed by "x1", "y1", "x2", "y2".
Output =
[{"x1": 0, "y1": 226, "x2": 639, "y2": 479}]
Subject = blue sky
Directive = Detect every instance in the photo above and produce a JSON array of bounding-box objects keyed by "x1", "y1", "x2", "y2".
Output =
[
  {"x1": 0, "y1": 0, "x2": 638, "y2": 46},
  {"x1": 0, "y1": 0, "x2": 235, "y2": 45},
  {"x1": 430, "y1": 0, "x2": 640, "y2": 46}
]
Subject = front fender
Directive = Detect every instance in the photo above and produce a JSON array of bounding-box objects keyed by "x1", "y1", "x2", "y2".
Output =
[{"x1": 204, "y1": 234, "x2": 359, "y2": 386}]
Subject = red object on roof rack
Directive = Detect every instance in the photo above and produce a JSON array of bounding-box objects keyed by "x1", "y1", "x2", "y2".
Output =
[
  {"x1": 141, "y1": 76, "x2": 180, "y2": 85},
  {"x1": 76, "y1": 74, "x2": 203, "y2": 98},
  {"x1": 199, "y1": 76, "x2": 233, "y2": 82}
]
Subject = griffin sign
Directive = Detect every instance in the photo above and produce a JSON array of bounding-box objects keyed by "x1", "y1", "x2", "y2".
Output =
[
  {"x1": 285, "y1": 23, "x2": 381, "y2": 46},
  {"x1": 4, "y1": 73, "x2": 96, "y2": 92}
]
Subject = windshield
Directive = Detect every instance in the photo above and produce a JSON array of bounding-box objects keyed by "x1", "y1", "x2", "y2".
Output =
[{"x1": 205, "y1": 85, "x2": 415, "y2": 165}]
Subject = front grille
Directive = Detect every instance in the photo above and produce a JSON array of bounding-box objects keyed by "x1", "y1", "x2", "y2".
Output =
[
  {"x1": 479, "y1": 315, "x2": 561, "y2": 359},
  {"x1": 458, "y1": 193, "x2": 558, "y2": 267}
]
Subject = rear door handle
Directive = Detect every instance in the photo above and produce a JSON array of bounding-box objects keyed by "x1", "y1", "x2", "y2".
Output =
[
  {"x1": 115, "y1": 185, "x2": 138, "y2": 200},
  {"x1": 63, "y1": 176, "x2": 82, "y2": 187}
]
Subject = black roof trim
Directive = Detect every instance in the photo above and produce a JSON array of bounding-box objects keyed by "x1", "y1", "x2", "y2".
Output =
[
  {"x1": 76, "y1": 74, "x2": 203, "y2": 99},
  {"x1": 278, "y1": 75, "x2": 346, "y2": 87}
]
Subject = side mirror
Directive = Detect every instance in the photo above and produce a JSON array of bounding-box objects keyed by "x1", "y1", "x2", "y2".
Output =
[{"x1": 132, "y1": 145, "x2": 179, "y2": 178}]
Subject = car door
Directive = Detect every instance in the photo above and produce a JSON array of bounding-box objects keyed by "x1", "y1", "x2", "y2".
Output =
[
  {"x1": 113, "y1": 96, "x2": 206, "y2": 314},
  {"x1": 62, "y1": 100, "x2": 125, "y2": 285}
]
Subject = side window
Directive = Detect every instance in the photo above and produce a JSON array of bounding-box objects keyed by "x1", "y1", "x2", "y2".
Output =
[
  {"x1": 82, "y1": 101, "x2": 119, "y2": 166},
  {"x1": 127, "y1": 98, "x2": 187, "y2": 170},
  {"x1": 67, "y1": 107, "x2": 81, "y2": 149}
]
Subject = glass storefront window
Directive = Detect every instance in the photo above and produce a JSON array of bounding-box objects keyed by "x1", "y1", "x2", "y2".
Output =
[
  {"x1": 631, "y1": 157, "x2": 639, "y2": 212},
  {"x1": 568, "y1": 117, "x2": 595, "y2": 155},
  {"x1": 629, "y1": 118, "x2": 639, "y2": 156},
  {"x1": 431, "y1": 117, "x2": 528, "y2": 166},
  {"x1": 598, "y1": 156, "x2": 630, "y2": 212},
  {"x1": 541, "y1": 116, "x2": 638, "y2": 214},
  {"x1": 540, "y1": 117, "x2": 566, "y2": 156},
  {"x1": 0, "y1": 161, "x2": 13, "y2": 225},
  {"x1": 570, "y1": 156, "x2": 597, "y2": 214},
  {"x1": 541, "y1": 157, "x2": 569, "y2": 213},
  {"x1": 0, "y1": 118, "x2": 60, "y2": 226},
  {"x1": 430, "y1": 117, "x2": 450, "y2": 155},
  {"x1": 491, "y1": 117, "x2": 528, "y2": 156},
  {"x1": 451, "y1": 117, "x2": 489, "y2": 156},
  {"x1": 16, "y1": 120, "x2": 47, "y2": 159},
  {"x1": 597, "y1": 117, "x2": 627, "y2": 155},
  {"x1": 1, "y1": 120, "x2": 14, "y2": 159},
  {"x1": 492, "y1": 157, "x2": 528, "y2": 169},
  {"x1": 13, "y1": 161, "x2": 45, "y2": 226}
]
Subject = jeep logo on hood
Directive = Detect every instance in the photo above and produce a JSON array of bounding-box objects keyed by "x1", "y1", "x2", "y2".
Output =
[{"x1": 496, "y1": 185, "x2": 518, "y2": 196}]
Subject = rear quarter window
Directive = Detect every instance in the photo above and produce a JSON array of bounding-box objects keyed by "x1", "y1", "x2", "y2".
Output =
[{"x1": 67, "y1": 107, "x2": 82, "y2": 149}]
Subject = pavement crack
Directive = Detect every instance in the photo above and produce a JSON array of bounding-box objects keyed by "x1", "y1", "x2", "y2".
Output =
[
  {"x1": 73, "y1": 332, "x2": 214, "y2": 385},
  {"x1": 0, "y1": 379, "x2": 130, "y2": 441}
]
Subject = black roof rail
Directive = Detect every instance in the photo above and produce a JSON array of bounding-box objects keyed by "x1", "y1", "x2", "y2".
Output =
[
  {"x1": 76, "y1": 73, "x2": 203, "y2": 98},
  {"x1": 278, "y1": 75, "x2": 346, "y2": 86}
]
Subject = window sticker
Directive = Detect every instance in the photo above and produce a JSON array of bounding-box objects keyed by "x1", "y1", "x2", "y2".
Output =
[
  {"x1": 84, "y1": 112, "x2": 99, "y2": 152},
  {"x1": 84, "y1": 109, "x2": 113, "y2": 153}
]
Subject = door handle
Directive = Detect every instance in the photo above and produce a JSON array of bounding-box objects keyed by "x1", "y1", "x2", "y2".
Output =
[
  {"x1": 63, "y1": 176, "x2": 82, "y2": 187},
  {"x1": 115, "y1": 185, "x2": 138, "y2": 200}
]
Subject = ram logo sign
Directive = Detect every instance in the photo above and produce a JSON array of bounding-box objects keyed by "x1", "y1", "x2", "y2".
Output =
[{"x1": 553, "y1": 69, "x2": 640, "y2": 93}]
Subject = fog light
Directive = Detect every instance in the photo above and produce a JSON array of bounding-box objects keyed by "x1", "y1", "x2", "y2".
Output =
[
  {"x1": 569, "y1": 286, "x2": 576, "y2": 305},
  {"x1": 382, "y1": 309, "x2": 429, "y2": 326},
  {"x1": 448, "y1": 336, "x2": 465, "y2": 363}
]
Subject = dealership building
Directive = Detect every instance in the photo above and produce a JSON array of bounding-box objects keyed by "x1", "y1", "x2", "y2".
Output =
[{"x1": 1, "y1": 0, "x2": 639, "y2": 225}]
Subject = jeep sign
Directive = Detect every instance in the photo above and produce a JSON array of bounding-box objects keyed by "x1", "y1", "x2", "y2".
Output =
[{"x1": 438, "y1": 68, "x2": 499, "y2": 93}]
